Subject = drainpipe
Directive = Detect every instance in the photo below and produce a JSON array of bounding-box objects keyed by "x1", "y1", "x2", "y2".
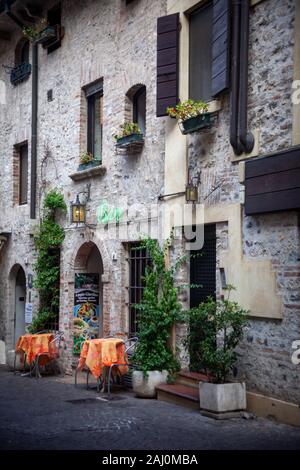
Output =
[
  {"x1": 30, "y1": 43, "x2": 38, "y2": 219},
  {"x1": 238, "y1": 0, "x2": 254, "y2": 153},
  {"x1": 230, "y1": 0, "x2": 243, "y2": 155}
]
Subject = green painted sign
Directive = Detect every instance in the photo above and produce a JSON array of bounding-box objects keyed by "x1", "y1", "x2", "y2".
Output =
[{"x1": 97, "y1": 200, "x2": 124, "y2": 225}]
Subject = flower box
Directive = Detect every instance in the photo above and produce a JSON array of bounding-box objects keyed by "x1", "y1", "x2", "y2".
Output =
[
  {"x1": 35, "y1": 26, "x2": 58, "y2": 47},
  {"x1": 181, "y1": 113, "x2": 212, "y2": 135},
  {"x1": 116, "y1": 133, "x2": 144, "y2": 147},
  {"x1": 10, "y1": 62, "x2": 31, "y2": 86},
  {"x1": 78, "y1": 159, "x2": 101, "y2": 171}
]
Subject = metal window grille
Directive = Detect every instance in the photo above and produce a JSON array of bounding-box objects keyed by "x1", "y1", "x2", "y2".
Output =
[{"x1": 128, "y1": 244, "x2": 151, "y2": 335}]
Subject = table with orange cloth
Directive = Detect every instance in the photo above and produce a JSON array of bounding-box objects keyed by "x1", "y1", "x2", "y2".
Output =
[
  {"x1": 16, "y1": 333, "x2": 56, "y2": 366},
  {"x1": 77, "y1": 338, "x2": 128, "y2": 379}
]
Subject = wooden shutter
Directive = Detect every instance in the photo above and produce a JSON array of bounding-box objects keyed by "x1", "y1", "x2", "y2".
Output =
[
  {"x1": 211, "y1": 0, "x2": 230, "y2": 97},
  {"x1": 156, "y1": 13, "x2": 180, "y2": 117},
  {"x1": 245, "y1": 147, "x2": 300, "y2": 215}
]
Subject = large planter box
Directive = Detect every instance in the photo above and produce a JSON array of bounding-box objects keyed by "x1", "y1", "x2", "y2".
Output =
[
  {"x1": 35, "y1": 26, "x2": 57, "y2": 46},
  {"x1": 116, "y1": 133, "x2": 144, "y2": 146},
  {"x1": 199, "y1": 382, "x2": 246, "y2": 413},
  {"x1": 78, "y1": 160, "x2": 101, "y2": 171},
  {"x1": 132, "y1": 370, "x2": 168, "y2": 398},
  {"x1": 181, "y1": 113, "x2": 211, "y2": 135}
]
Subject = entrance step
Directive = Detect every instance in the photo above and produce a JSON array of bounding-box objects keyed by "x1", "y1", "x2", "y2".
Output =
[
  {"x1": 156, "y1": 383, "x2": 200, "y2": 410},
  {"x1": 176, "y1": 370, "x2": 210, "y2": 389}
]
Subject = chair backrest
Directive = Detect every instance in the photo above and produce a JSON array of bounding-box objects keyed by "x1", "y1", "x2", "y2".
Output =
[
  {"x1": 125, "y1": 337, "x2": 138, "y2": 355},
  {"x1": 49, "y1": 331, "x2": 65, "y2": 356}
]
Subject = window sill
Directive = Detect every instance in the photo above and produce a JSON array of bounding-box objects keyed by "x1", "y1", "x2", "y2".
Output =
[{"x1": 69, "y1": 165, "x2": 107, "y2": 181}]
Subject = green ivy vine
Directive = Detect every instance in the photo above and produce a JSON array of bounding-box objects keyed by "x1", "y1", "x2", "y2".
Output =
[
  {"x1": 29, "y1": 190, "x2": 66, "y2": 333},
  {"x1": 132, "y1": 235, "x2": 187, "y2": 377}
]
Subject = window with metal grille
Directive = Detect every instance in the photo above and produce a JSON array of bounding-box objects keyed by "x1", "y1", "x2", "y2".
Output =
[
  {"x1": 190, "y1": 224, "x2": 216, "y2": 307},
  {"x1": 128, "y1": 244, "x2": 151, "y2": 335}
]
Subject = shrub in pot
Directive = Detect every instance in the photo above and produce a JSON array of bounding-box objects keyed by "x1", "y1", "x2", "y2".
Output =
[
  {"x1": 131, "y1": 236, "x2": 182, "y2": 398},
  {"x1": 185, "y1": 288, "x2": 248, "y2": 414}
]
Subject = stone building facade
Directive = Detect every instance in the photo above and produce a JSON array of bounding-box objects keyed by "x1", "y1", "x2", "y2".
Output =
[{"x1": 0, "y1": 0, "x2": 299, "y2": 420}]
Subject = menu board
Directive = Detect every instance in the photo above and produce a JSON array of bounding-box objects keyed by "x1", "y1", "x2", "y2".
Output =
[{"x1": 73, "y1": 273, "x2": 100, "y2": 355}]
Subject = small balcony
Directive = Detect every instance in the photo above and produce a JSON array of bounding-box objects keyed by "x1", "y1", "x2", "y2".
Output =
[{"x1": 10, "y1": 62, "x2": 32, "y2": 86}]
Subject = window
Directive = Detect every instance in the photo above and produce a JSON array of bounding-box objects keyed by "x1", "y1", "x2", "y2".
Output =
[
  {"x1": 47, "y1": 2, "x2": 62, "y2": 54},
  {"x1": 18, "y1": 143, "x2": 28, "y2": 205},
  {"x1": 190, "y1": 224, "x2": 216, "y2": 307},
  {"x1": 128, "y1": 244, "x2": 151, "y2": 335},
  {"x1": 133, "y1": 86, "x2": 146, "y2": 134},
  {"x1": 189, "y1": 2, "x2": 213, "y2": 102},
  {"x1": 85, "y1": 80, "x2": 103, "y2": 161}
]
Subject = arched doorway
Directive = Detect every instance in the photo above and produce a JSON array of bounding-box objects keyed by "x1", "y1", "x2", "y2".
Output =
[
  {"x1": 14, "y1": 266, "x2": 26, "y2": 345},
  {"x1": 73, "y1": 242, "x2": 103, "y2": 356}
]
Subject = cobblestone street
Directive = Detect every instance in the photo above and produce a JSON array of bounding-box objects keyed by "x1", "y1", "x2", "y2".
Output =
[{"x1": 0, "y1": 367, "x2": 299, "y2": 451}]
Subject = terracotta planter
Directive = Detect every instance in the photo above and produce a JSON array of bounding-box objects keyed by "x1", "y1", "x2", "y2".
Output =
[{"x1": 132, "y1": 370, "x2": 168, "y2": 398}]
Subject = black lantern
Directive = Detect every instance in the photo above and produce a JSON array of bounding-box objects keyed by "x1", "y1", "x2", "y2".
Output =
[
  {"x1": 185, "y1": 169, "x2": 201, "y2": 203},
  {"x1": 70, "y1": 184, "x2": 91, "y2": 225},
  {"x1": 71, "y1": 195, "x2": 86, "y2": 224}
]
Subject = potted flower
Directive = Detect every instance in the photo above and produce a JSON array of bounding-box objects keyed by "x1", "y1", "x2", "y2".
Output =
[
  {"x1": 167, "y1": 99, "x2": 211, "y2": 135},
  {"x1": 185, "y1": 287, "x2": 248, "y2": 416},
  {"x1": 114, "y1": 122, "x2": 144, "y2": 150},
  {"x1": 78, "y1": 152, "x2": 101, "y2": 171},
  {"x1": 23, "y1": 19, "x2": 62, "y2": 48},
  {"x1": 131, "y1": 236, "x2": 181, "y2": 398}
]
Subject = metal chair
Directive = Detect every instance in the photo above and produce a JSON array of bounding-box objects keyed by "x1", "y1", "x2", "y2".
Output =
[
  {"x1": 33, "y1": 331, "x2": 65, "y2": 379},
  {"x1": 107, "y1": 336, "x2": 138, "y2": 400}
]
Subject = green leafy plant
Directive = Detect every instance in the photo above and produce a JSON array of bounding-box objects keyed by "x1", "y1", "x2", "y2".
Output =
[
  {"x1": 132, "y1": 235, "x2": 187, "y2": 376},
  {"x1": 167, "y1": 99, "x2": 209, "y2": 121},
  {"x1": 28, "y1": 190, "x2": 66, "y2": 334},
  {"x1": 79, "y1": 152, "x2": 94, "y2": 165},
  {"x1": 114, "y1": 122, "x2": 142, "y2": 141},
  {"x1": 184, "y1": 288, "x2": 248, "y2": 384},
  {"x1": 23, "y1": 18, "x2": 48, "y2": 42}
]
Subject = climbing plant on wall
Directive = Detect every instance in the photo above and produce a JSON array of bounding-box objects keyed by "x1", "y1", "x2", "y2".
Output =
[{"x1": 29, "y1": 190, "x2": 67, "y2": 333}]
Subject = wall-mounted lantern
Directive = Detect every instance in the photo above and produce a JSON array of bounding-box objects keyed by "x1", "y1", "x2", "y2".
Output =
[
  {"x1": 185, "y1": 169, "x2": 201, "y2": 203},
  {"x1": 70, "y1": 184, "x2": 91, "y2": 225},
  {"x1": 158, "y1": 169, "x2": 201, "y2": 204}
]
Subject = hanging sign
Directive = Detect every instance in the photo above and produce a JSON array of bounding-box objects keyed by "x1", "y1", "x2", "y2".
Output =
[{"x1": 73, "y1": 273, "x2": 100, "y2": 355}]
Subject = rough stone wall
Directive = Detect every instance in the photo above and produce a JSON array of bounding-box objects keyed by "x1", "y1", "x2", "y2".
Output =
[
  {"x1": 187, "y1": 0, "x2": 300, "y2": 403},
  {"x1": 0, "y1": 0, "x2": 167, "y2": 364}
]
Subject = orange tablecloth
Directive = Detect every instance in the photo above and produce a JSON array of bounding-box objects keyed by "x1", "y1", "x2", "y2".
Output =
[
  {"x1": 16, "y1": 333, "x2": 55, "y2": 365},
  {"x1": 77, "y1": 338, "x2": 128, "y2": 379}
]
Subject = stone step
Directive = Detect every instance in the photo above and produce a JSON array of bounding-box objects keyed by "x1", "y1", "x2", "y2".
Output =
[
  {"x1": 176, "y1": 370, "x2": 210, "y2": 389},
  {"x1": 156, "y1": 383, "x2": 200, "y2": 410}
]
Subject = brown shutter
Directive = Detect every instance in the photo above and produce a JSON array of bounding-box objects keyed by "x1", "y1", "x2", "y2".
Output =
[
  {"x1": 211, "y1": 0, "x2": 230, "y2": 97},
  {"x1": 156, "y1": 13, "x2": 180, "y2": 117}
]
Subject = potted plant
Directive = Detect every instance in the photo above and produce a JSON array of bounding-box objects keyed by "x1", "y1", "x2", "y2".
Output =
[
  {"x1": 131, "y1": 236, "x2": 182, "y2": 398},
  {"x1": 185, "y1": 287, "x2": 248, "y2": 416},
  {"x1": 23, "y1": 19, "x2": 62, "y2": 48},
  {"x1": 167, "y1": 99, "x2": 211, "y2": 135},
  {"x1": 78, "y1": 152, "x2": 101, "y2": 171},
  {"x1": 114, "y1": 122, "x2": 144, "y2": 149}
]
